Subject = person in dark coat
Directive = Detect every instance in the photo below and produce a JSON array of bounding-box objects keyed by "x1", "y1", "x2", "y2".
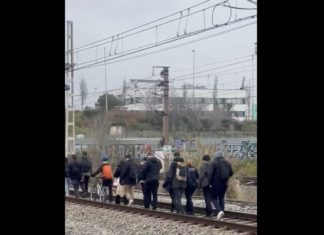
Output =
[
  {"x1": 138, "y1": 155, "x2": 147, "y2": 196},
  {"x1": 68, "y1": 154, "x2": 83, "y2": 198},
  {"x1": 141, "y1": 152, "x2": 162, "y2": 209},
  {"x1": 80, "y1": 151, "x2": 92, "y2": 197},
  {"x1": 119, "y1": 155, "x2": 138, "y2": 206},
  {"x1": 210, "y1": 151, "x2": 233, "y2": 220},
  {"x1": 199, "y1": 154, "x2": 214, "y2": 217},
  {"x1": 163, "y1": 152, "x2": 182, "y2": 212},
  {"x1": 113, "y1": 158, "x2": 128, "y2": 205},
  {"x1": 164, "y1": 152, "x2": 187, "y2": 214}
]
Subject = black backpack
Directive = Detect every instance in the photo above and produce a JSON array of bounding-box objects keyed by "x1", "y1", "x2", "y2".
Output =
[
  {"x1": 217, "y1": 160, "x2": 232, "y2": 183},
  {"x1": 128, "y1": 164, "x2": 138, "y2": 180},
  {"x1": 187, "y1": 168, "x2": 198, "y2": 188}
]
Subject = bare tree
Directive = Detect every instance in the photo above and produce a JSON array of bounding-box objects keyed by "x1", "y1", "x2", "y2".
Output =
[
  {"x1": 80, "y1": 78, "x2": 88, "y2": 111},
  {"x1": 86, "y1": 112, "x2": 111, "y2": 150}
]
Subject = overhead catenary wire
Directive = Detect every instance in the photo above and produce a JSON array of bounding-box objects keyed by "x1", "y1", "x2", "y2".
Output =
[
  {"x1": 74, "y1": 19, "x2": 256, "y2": 72},
  {"x1": 75, "y1": 13, "x2": 256, "y2": 68},
  {"x1": 69, "y1": 0, "x2": 212, "y2": 53}
]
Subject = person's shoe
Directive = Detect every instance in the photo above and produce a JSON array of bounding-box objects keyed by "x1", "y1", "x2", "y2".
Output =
[
  {"x1": 127, "y1": 199, "x2": 134, "y2": 206},
  {"x1": 216, "y1": 211, "x2": 224, "y2": 220}
]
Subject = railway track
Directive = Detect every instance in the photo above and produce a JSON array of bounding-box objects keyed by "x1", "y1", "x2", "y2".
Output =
[
  {"x1": 69, "y1": 189, "x2": 256, "y2": 218},
  {"x1": 66, "y1": 196, "x2": 257, "y2": 234}
]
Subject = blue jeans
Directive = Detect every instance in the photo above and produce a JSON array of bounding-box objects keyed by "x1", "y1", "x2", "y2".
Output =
[
  {"x1": 185, "y1": 187, "x2": 196, "y2": 214},
  {"x1": 173, "y1": 188, "x2": 185, "y2": 214}
]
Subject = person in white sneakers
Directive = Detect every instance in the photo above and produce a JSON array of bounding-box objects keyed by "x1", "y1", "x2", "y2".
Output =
[
  {"x1": 119, "y1": 155, "x2": 137, "y2": 206},
  {"x1": 210, "y1": 151, "x2": 233, "y2": 220}
]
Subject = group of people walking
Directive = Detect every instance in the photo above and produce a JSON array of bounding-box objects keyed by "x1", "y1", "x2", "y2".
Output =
[{"x1": 65, "y1": 145, "x2": 233, "y2": 220}]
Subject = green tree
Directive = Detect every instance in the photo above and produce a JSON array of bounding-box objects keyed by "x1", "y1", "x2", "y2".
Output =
[{"x1": 95, "y1": 94, "x2": 122, "y2": 111}]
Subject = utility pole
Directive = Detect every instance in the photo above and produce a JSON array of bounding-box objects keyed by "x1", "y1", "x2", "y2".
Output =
[
  {"x1": 104, "y1": 47, "x2": 108, "y2": 113},
  {"x1": 65, "y1": 21, "x2": 75, "y2": 156},
  {"x1": 251, "y1": 54, "x2": 254, "y2": 120},
  {"x1": 161, "y1": 67, "x2": 169, "y2": 146},
  {"x1": 213, "y1": 76, "x2": 218, "y2": 111},
  {"x1": 192, "y1": 50, "x2": 195, "y2": 107},
  {"x1": 153, "y1": 66, "x2": 170, "y2": 171}
]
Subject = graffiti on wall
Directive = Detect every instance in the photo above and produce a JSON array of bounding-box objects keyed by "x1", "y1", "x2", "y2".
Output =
[{"x1": 217, "y1": 143, "x2": 257, "y2": 158}]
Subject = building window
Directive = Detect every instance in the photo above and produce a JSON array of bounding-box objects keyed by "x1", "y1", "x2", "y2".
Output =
[
  {"x1": 225, "y1": 98, "x2": 232, "y2": 104},
  {"x1": 231, "y1": 111, "x2": 246, "y2": 117},
  {"x1": 236, "y1": 98, "x2": 242, "y2": 104}
]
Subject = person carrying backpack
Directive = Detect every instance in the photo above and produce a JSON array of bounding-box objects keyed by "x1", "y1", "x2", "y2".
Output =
[
  {"x1": 68, "y1": 154, "x2": 83, "y2": 198},
  {"x1": 165, "y1": 152, "x2": 187, "y2": 214},
  {"x1": 80, "y1": 151, "x2": 92, "y2": 197},
  {"x1": 91, "y1": 157, "x2": 113, "y2": 202},
  {"x1": 185, "y1": 159, "x2": 199, "y2": 215},
  {"x1": 210, "y1": 151, "x2": 233, "y2": 220},
  {"x1": 199, "y1": 154, "x2": 214, "y2": 217}
]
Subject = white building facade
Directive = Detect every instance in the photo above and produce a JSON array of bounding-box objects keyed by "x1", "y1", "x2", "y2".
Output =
[{"x1": 111, "y1": 80, "x2": 251, "y2": 121}]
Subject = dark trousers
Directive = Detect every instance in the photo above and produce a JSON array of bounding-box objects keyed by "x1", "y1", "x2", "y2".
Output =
[
  {"x1": 81, "y1": 175, "x2": 90, "y2": 194},
  {"x1": 115, "y1": 195, "x2": 128, "y2": 205},
  {"x1": 102, "y1": 179, "x2": 113, "y2": 202},
  {"x1": 169, "y1": 189, "x2": 175, "y2": 212},
  {"x1": 173, "y1": 188, "x2": 185, "y2": 214},
  {"x1": 141, "y1": 182, "x2": 145, "y2": 198},
  {"x1": 143, "y1": 180, "x2": 159, "y2": 209},
  {"x1": 211, "y1": 184, "x2": 227, "y2": 212},
  {"x1": 203, "y1": 186, "x2": 213, "y2": 216},
  {"x1": 185, "y1": 187, "x2": 196, "y2": 214},
  {"x1": 71, "y1": 179, "x2": 80, "y2": 198}
]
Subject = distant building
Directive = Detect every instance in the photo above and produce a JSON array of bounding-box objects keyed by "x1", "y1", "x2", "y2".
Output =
[{"x1": 111, "y1": 80, "x2": 252, "y2": 121}]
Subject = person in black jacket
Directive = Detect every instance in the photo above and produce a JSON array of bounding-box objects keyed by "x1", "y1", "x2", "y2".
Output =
[
  {"x1": 68, "y1": 154, "x2": 83, "y2": 198},
  {"x1": 164, "y1": 152, "x2": 187, "y2": 214},
  {"x1": 199, "y1": 154, "x2": 214, "y2": 217},
  {"x1": 211, "y1": 151, "x2": 233, "y2": 220},
  {"x1": 162, "y1": 152, "x2": 183, "y2": 212},
  {"x1": 65, "y1": 156, "x2": 70, "y2": 196},
  {"x1": 141, "y1": 152, "x2": 162, "y2": 209},
  {"x1": 138, "y1": 155, "x2": 147, "y2": 196},
  {"x1": 119, "y1": 155, "x2": 137, "y2": 206},
  {"x1": 113, "y1": 158, "x2": 128, "y2": 205},
  {"x1": 80, "y1": 151, "x2": 92, "y2": 197}
]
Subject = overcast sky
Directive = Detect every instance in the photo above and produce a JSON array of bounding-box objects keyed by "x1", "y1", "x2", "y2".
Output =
[{"x1": 66, "y1": 0, "x2": 257, "y2": 109}]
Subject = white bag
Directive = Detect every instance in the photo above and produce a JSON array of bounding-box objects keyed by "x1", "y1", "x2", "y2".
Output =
[{"x1": 113, "y1": 178, "x2": 120, "y2": 187}]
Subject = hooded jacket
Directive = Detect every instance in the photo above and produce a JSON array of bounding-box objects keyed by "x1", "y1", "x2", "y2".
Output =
[
  {"x1": 141, "y1": 156, "x2": 162, "y2": 182},
  {"x1": 211, "y1": 155, "x2": 233, "y2": 186}
]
